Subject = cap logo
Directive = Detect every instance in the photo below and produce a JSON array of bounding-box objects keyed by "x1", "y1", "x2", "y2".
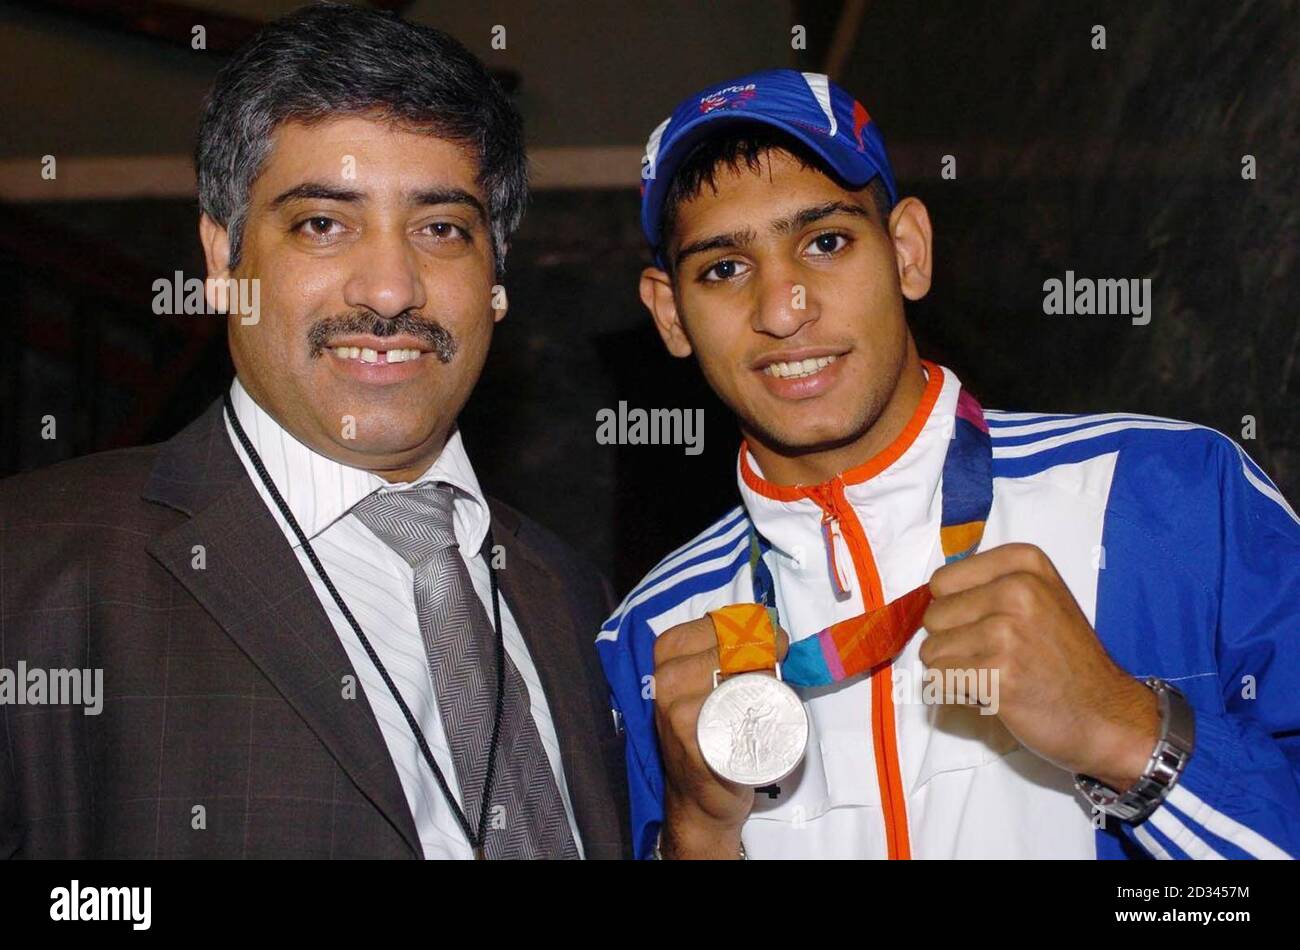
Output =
[
  {"x1": 852, "y1": 100, "x2": 871, "y2": 151},
  {"x1": 699, "y1": 83, "x2": 757, "y2": 114}
]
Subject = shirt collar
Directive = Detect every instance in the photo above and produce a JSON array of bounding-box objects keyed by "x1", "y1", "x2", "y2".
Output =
[
  {"x1": 225, "y1": 377, "x2": 491, "y2": 556},
  {"x1": 737, "y1": 360, "x2": 960, "y2": 545}
]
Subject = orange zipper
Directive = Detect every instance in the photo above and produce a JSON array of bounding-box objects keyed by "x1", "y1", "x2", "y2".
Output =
[
  {"x1": 741, "y1": 362, "x2": 944, "y2": 858},
  {"x1": 804, "y1": 477, "x2": 912, "y2": 860}
]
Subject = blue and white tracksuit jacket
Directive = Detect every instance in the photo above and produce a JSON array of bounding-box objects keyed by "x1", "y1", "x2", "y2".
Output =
[{"x1": 596, "y1": 363, "x2": 1300, "y2": 859}]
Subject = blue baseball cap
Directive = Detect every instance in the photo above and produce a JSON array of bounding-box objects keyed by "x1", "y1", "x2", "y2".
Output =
[{"x1": 640, "y1": 69, "x2": 899, "y2": 268}]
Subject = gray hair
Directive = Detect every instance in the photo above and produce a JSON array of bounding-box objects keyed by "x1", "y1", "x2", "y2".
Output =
[{"x1": 195, "y1": 2, "x2": 526, "y2": 278}]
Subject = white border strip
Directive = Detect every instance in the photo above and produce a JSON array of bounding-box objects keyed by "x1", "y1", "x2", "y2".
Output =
[
  {"x1": 1168, "y1": 785, "x2": 1293, "y2": 860},
  {"x1": 1148, "y1": 804, "x2": 1225, "y2": 860}
]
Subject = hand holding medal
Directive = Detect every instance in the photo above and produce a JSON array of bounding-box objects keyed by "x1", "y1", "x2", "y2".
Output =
[{"x1": 651, "y1": 610, "x2": 791, "y2": 858}]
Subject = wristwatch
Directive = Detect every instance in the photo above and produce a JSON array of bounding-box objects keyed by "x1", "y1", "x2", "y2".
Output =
[{"x1": 1074, "y1": 677, "x2": 1195, "y2": 822}]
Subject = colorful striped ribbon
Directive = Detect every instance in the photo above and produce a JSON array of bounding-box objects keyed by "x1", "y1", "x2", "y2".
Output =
[{"x1": 765, "y1": 387, "x2": 993, "y2": 688}]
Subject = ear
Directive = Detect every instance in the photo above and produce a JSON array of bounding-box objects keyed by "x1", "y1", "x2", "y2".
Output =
[
  {"x1": 887, "y1": 197, "x2": 934, "y2": 302},
  {"x1": 639, "y1": 266, "x2": 693, "y2": 358},
  {"x1": 199, "y1": 213, "x2": 233, "y2": 314}
]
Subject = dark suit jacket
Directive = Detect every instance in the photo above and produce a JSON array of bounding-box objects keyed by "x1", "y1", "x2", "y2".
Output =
[{"x1": 0, "y1": 399, "x2": 629, "y2": 858}]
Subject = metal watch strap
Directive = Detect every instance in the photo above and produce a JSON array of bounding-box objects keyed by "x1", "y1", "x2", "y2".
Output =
[{"x1": 1074, "y1": 677, "x2": 1196, "y2": 823}]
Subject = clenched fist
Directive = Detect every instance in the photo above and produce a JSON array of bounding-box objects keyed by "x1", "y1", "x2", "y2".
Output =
[
  {"x1": 921, "y1": 542, "x2": 1160, "y2": 792},
  {"x1": 652, "y1": 614, "x2": 790, "y2": 859}
]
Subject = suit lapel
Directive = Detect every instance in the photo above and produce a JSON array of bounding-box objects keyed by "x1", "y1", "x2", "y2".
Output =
[
  {"x1": 488, "y1": 508, "x2": 624, "y2": 858},
  {"x1": 142, "y1": 400, "x2": 423, "y2": 858}
]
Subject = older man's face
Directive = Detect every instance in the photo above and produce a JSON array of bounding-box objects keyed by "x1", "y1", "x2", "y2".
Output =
[{"x1": 204, "y1": 113, "x2": 502, "y2": 480}]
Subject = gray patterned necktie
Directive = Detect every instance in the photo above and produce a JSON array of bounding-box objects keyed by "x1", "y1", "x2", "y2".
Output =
[{"x1": 350, "y1": 483, "x2": 579, "y2": 859}]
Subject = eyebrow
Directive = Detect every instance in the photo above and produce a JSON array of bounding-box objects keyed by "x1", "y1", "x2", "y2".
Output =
[
  {"x1": 673, "y1": 227, "x2": 757, "y2": 270},
  {"x1": 772, "y1": 201, "x2": 871, "y2": 234},
  {"x1": 673, "y1": 200, "x2": 871, "y2": 270},
  {"x1": 267, "y1": 181, "x2": 486, "y2": 221}
]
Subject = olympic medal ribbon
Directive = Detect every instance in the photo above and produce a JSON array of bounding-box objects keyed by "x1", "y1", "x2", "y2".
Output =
[{"x1": 755, "y1": 387, "x2": 994, "y2": 688}]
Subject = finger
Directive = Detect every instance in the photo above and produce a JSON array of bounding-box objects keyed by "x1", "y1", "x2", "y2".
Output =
[
  {"x1": 927, "y1": 570, "x2": 1050, "y2": 630},
  {"x1": 923, "y1": 660, "x2": 994, "y2": 706},
  {"x1": 916, "y1": 644, "x2": 1002, "y2": 709},
  {"x1": 654, "y1": 616, "x2": 719, "y2": 666},
  {"x1": 652, "y1": 647, "x2": 722, "y2": 705},
  {"x1": 658, "y1": 693, "x2": 708, "y2": 758},
  {"x1": 918, "y1": 615, "x2": 1012, "y2": 670},
  {"x1": 929, "y1": 542, "x2": 1053, "y2": 598},
  {"x1": 923, "y1": 580, "x2": 1002, "y2": 633},
  {"x1": 659, "y1": 695, "x2": 749, "y2": 795}
]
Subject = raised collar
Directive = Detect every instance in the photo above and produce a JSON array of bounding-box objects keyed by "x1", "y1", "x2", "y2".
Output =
[
  {"x1": 737, "y1": 360, "x2": 962, "y2": 552},
  {"x1": 224, "y1": 377, "x2": 490, "y2": 556}
]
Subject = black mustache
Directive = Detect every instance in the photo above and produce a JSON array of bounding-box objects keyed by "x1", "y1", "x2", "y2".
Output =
[{"x1": 307, "y1": 311, "x2": 457, "y2": 363}]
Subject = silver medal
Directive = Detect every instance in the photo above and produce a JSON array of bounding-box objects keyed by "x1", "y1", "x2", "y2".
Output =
[{"x1": 697, "y1": 668, "x2": 809, "y2": 787}]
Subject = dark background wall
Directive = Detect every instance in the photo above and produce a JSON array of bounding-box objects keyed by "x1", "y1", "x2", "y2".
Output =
[{"x1": 2, "y1": 0, "x2": 1296, "y2": 595}]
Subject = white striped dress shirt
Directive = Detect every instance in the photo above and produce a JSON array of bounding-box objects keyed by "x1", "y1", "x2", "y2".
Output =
[{"x1": 224, "y1": 378, "x2": 584, "y2": 858}]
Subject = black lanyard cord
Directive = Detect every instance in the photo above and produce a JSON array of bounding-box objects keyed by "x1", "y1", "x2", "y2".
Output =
[{"x1": 223, "y1": 391, "x2": 504, "y2": 855}]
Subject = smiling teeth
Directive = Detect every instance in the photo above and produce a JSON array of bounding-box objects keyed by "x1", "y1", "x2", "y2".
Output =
[
  {"x1": 332, "y1": 346, "x2": 422, "y2": 363},
  {"x1": 764, "y1": 355, "x2": 837, "y2": 379}
]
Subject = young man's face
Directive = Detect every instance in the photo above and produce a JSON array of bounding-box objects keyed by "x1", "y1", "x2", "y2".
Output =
[
  {"x1": 641, "y1": 149, "x2": 932, "y2": 465},
  {"x1": 201, "y1": 114, "x2": 503, "y2": 478}
]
